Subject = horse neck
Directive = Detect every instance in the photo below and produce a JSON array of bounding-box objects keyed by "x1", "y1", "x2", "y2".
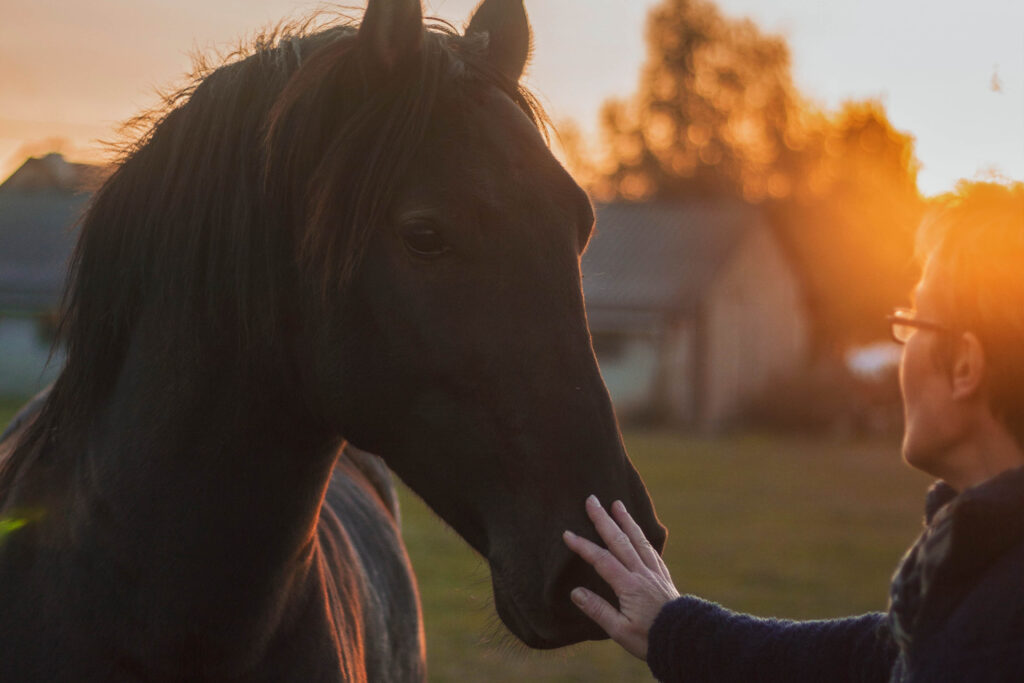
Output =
[{"x1": 63, "y1": 319, "x2": 341, "y2": 638}]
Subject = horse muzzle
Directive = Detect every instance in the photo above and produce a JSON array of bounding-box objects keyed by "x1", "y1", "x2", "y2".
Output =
[{"x1": 489, "y1": 486, "x2": 667, "y2": 648}]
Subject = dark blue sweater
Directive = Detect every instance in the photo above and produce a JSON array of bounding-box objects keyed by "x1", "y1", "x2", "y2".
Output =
[{"x1": 647, "y1": 467, "x2": 1024, "y2": 682}]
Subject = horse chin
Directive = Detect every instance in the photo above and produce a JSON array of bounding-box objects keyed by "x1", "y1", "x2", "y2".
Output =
[
  {"x1": 490, "y1": 563, "x2": 610, "y2": 649},
  {"x1": 492, "y1": 590, "x2": 608, "y2": 649}
]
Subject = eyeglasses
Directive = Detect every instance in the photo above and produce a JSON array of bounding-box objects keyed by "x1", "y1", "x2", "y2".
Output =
[{"x1": 886, "y1": 307, "x2": 957, "y2": 344}]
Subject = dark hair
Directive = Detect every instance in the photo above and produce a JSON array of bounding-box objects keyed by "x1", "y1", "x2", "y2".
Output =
[{"x1": 1, "y1": 15, "x2": 549, "y2": 498}]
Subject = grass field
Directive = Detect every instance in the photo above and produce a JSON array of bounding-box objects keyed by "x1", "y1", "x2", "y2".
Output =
[
  {"x1": 0, "y1": 400, "x2": 929, "y2": 681},
  {"x1": 401, "y1": 431, "x2": 929, "y2": 681}
]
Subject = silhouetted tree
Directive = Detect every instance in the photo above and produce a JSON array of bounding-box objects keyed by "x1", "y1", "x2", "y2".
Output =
[
  {"x1": 590, "y1": 0, "x2": 923, "y2": 351},
  {"x1": 593, "y1": 0, "x2": 813, "y2": 202},
  {"x1": 772, "y1": 101, "x2": 923, "y2": 351}
]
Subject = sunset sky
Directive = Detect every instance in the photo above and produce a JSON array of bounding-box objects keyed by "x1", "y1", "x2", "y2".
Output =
[{"x1": 2, "y1": 0, "x2": 1021, "y2": 196}]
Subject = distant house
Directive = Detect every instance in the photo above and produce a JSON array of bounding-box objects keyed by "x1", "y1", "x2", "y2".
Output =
[
  {"x1": 0, "y1": 154, "x2": 96, "y2": 397},
  {"x1": 582, "y1": 202, "x2": 810, "y2": 429}
]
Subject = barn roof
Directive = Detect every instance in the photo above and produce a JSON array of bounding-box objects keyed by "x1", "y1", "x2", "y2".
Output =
[
  {"x1": 583, "y1": 201, "x2": 767, "y2": 331},
  {"x1": 1, "y1": 153, "x2": 105, "y2": 193},
  {"x1": 0, "y1": 190, "x2": 88, "y2": 313}
]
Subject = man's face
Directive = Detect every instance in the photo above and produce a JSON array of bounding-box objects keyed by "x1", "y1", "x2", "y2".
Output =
[{"x1": 899, "y1": 258, "x2": 969, "y2": 476}]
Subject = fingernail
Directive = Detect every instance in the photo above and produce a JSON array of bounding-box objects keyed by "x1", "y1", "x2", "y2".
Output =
[
  {"x1": 571, "y1": 588, "x2": 586, "y2": 605},
  {"x1": 613, "y1": 500, "x2": 625, "y2": 513},
  {"x1": 563, "y1": 529, "x2": 576, "y2": 540},
  {"x1": 587, "y1": 494, "x2": 601, "y2": 507}
]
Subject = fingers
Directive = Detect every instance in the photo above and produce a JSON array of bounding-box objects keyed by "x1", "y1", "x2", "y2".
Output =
[
  {"x1": 610, "y1": 499, "x2": 662, "y2": 572},
  {"x1": 563, "y1": 497, "x2": 671, "y2": 663},
  {"x1": 562, "y1": 529, "x2": 632, "y2": 589},
  {"x1": 584, "y1": 495, "x2": 644, "y2": 572}
]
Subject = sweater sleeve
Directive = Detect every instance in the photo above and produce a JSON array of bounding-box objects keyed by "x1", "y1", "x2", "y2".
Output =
[{"x1": 646, "y1": 596, "x2": 897, "y2": 683}]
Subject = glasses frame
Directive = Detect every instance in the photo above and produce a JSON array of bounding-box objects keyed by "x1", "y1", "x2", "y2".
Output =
[{"x1": 886, "y1": 307, "x2": 958, "y2": 344}]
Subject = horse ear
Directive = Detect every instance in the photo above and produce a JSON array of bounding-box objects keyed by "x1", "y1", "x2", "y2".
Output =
[
  {"x1": 466, "y1": 0, "x2": 532, "y2": 83},
  {"x1": 359, "y1": 0, "x2": 424, "y2": 72}
]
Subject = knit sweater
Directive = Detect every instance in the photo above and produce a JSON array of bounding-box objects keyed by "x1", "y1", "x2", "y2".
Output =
[{"x1": 647, "y1": 466, "x2": 1024, "y2": 682}]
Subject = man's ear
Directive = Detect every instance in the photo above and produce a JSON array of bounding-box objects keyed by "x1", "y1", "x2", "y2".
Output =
[{"x1": 950, "y1": 332, "x2": 987, "y2": 401}]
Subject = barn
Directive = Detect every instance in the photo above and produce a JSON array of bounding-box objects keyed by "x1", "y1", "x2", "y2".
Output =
[
  {"x1": 582, "y1": 201, "x2": 810, "y2": 429},
  {"x1": 0, "y1": 154, "x2": 94, "y2": 397}
]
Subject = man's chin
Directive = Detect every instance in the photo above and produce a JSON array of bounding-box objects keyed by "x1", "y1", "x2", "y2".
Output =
[{"x1": 901, "y1": 438, "x2": 948, "y2": 481}]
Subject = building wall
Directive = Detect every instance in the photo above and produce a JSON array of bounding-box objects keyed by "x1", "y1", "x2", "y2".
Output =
[
  {"x1": 591, "y1": 331, "x2": 660, "y2": 418},
  {"x1": 655, "y1": 319, "x2": 696, "y2": 424},
  {"x1": 702, "y1": 227, "x2": 809, "y2": 427},
  {"x1": 0, "y1": 315, "x2": 63, "y2": 397},
  {"x1": 592, "y1": 321, "x2": 699, "y2": 425}
]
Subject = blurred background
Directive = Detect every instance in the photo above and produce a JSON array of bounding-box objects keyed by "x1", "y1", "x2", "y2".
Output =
[{"x1": 1, "y1": 0, "x2": 1021, "y2": 679}]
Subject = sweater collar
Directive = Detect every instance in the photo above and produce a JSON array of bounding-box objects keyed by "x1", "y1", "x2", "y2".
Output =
[
  {"x1": 923, "y1": 480, "x2": 957, "y2": 523},
  {"x1": 889, "y1": 465, "x2": 1024, "y2": 652},
  {"x1": 926, "y1": 465, "x2": 1024, "y2": 527}
]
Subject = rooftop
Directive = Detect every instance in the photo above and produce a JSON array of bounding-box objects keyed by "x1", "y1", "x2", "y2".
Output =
[{"x1": 582, "y1": 201, "x2": 766, "y2": 330}]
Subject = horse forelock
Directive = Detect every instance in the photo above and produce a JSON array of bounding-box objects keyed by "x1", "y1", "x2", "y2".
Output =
[
  {"x1": 265, "y1": 19, "x2": 551, "y2": 301},
  {"x1": 0, "y1": 12, "x2": 552, "y2": 499}
]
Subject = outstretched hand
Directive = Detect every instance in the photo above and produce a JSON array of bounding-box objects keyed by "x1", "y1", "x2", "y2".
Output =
[{"x1": 562, "y1": 496, "x2": 680, "y2": 660}]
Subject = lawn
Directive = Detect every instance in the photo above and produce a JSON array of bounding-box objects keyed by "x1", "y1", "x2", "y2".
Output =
[
  {"x1": 0, "y1": 401, "x2": 929, "y2": 681},
  {"x1": 401, "y1": 431, "x2": 929, "y2": 681}
]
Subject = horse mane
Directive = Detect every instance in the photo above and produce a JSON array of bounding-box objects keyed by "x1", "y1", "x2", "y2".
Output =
[{"x1": 0, "y1": 13, "x2": 550, "y2": 500}]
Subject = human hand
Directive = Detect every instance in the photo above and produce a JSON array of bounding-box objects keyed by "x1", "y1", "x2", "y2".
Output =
[{"x1": 562, "y1": 495, "x2": 680, "y2": 660}]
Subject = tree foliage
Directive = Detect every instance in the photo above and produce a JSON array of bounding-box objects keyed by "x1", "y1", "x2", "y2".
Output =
[
  {"x1": 771, "y1": 101, "x2": 923, "y2": 351},
  {"x1": 589, "y1": 0, "x2": 924, "y2": 351}
]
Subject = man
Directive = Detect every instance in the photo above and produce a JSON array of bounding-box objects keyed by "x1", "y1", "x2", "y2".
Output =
[{"x1": 564, "y1": 180, "x2": 1024, "y2": 681}]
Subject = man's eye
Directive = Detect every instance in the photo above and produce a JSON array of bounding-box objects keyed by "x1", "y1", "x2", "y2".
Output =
[{"x1": 401, "y1": 223, "x2": 451, "y2": 258}]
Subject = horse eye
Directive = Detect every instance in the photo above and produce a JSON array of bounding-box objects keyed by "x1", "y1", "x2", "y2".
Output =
[{"x1": 401, "y1": 223, "x2": 451, "y2": 258}]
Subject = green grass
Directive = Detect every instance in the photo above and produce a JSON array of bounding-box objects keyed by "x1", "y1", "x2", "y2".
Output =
[
  {"x1": 0, "y1": 404, "x2": 929, "y2": 681},
  {"x1": 399, "y1": 431, "x2": 930, "y2": 681}
]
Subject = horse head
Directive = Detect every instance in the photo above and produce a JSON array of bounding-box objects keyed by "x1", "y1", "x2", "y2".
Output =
[{"x1": 269, "y1": 0, "x2": 666, "y2": 648}]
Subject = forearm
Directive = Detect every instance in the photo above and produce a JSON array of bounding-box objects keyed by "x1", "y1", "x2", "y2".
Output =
[{"x1": 647, "y1": 596, "x2": 897, "y2": 683}]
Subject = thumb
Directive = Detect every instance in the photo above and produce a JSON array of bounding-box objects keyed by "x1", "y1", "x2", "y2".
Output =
[
  {"x1": 570, "y1": 588, "x2": 624, "y2": 635},
  {"x1": 571, "y1": 587, "x2": 647, "y2": 660}
]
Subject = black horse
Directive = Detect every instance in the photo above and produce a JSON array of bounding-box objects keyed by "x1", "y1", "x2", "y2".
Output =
[{"x1": 0, "y1": 0, "x2": 665, "y2": 679}]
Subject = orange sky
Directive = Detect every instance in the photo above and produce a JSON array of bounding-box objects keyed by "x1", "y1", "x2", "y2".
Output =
[{"x1": 2, "y1": 0, "x2": 1021, "y2": 195}]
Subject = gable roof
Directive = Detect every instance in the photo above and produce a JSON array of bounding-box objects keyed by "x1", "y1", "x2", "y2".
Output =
[
  {"x1": 0, "y1": 153, "x2": 105, "y2": 193},
  {"x1": 582, "y1": 201, "x2": 767, "y2": 331},
  {"x1": 0, "y1": 190, "x2": 88, "y2": 313}
]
